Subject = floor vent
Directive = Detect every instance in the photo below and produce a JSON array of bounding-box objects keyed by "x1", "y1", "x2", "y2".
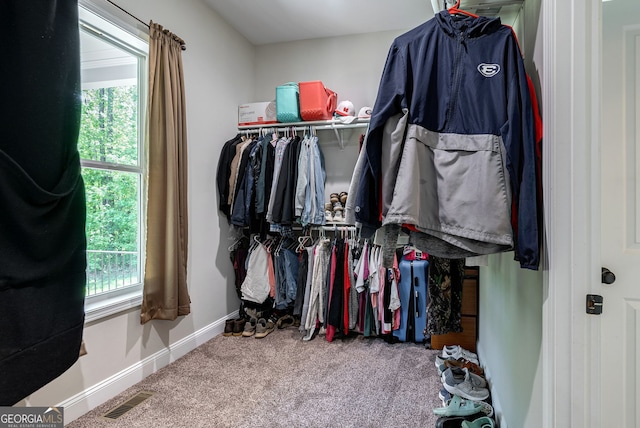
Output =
[{"x1": 102, "y1": 391, "x2": 154, "y2": 420}]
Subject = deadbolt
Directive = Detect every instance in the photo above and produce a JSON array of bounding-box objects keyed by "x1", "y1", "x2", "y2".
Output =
[{"x1": 601, "y1": 267, "x2": 616, "y2": 284}]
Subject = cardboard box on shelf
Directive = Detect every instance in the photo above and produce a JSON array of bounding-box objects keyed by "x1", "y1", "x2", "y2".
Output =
[{"x1": 238, "y1": 101, "x2": 277, "y2": 126}]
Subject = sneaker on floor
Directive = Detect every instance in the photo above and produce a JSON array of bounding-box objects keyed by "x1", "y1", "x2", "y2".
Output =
[
  {"x1": 245, "y1": 307, "x2": 258, "y2": 320},
  {"x1": 223, "y1": 319, "x2": 234, "y2": 337},
  {"x1": 254, "y1": 317, "x2": 275, "y2": 338},
  {"x1": 277, "y1": 314, "x2": 295, "y2": 329},
  {"x1": 232, "y1": 318, "x2": 246, "y2": 336},
  {"x1": 242, "y1": 318, "x2": 257, "y2": 337},
  {"x1": 443, "y1": 379, "x2": 490, "y2": 402},
  {"x1": 441, "y1": 367, "x2": 487, "y2": 389},
  {"x1": 442, "y1": 345, "x2": 478, "y2": 362}
]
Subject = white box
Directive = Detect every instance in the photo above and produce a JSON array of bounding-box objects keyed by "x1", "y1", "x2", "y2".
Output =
[{"x1": 238, "y1": 101, "x2": 277, "y2": 126}]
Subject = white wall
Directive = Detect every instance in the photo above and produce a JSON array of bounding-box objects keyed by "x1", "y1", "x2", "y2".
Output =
[
  {"x1": 476, "y1": 1, "x2": 544, "y2": 428},
  {"x1": 17, "y1": 0, "x2": 255, "y2": 422},
  {"x1": 254, "y1": 31, "x2": 403, "y2": 196},
  {"x1": 254, "y1": 31, "x2": 401, "y2": 114}
]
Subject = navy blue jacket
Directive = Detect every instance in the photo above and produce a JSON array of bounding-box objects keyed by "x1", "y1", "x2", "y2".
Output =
[{"x1": 354, "y1": 11, "x2": 539, "y2": 269}]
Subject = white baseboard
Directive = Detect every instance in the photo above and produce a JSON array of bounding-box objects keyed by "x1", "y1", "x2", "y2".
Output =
[{"x1": 59, "y1": 311, "x2": 238, "y2": 424}]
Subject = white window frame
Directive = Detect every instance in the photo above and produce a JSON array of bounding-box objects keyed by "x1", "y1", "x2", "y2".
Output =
[{"x1": 78, "y1": 2, "x2": 148, "y2": 323}]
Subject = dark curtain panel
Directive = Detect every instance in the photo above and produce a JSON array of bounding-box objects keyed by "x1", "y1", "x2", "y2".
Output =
[{"x1": 0, "y1": 0, "x2": 86, "y2": 405}]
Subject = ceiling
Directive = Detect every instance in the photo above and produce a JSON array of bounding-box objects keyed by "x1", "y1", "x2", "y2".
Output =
[{"x1": 203, "y1": 0, "x2": 525, "y2": 46}]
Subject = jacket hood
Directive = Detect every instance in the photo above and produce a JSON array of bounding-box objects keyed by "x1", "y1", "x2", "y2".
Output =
[{"x1": 436, "y1": 10, "x2": 502, "y2": 38}]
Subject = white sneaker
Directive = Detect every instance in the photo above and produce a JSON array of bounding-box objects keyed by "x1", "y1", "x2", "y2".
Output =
[
  {"x1": 443, "y1": 379, "x2": 489, "y2": 401},
  {"x1": 443, "y1": 345, "x2": 478, "y2": 360},
  {"x1": 441, "y1": 347, "x2": 479, "y2": 365},
  {"x1": 325, "y1": 210, "x2": 333, "y2": 223}
]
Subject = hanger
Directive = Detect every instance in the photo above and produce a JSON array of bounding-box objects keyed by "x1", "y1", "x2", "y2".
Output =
[
  {"x1": 297, "y1": 233, "x2": 314, "y2": 253},
  {"x1": 448, "y1": 0, "x2": 478, "y2": 18}
]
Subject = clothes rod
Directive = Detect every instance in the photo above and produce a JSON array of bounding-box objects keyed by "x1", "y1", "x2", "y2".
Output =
[
  {"x1": 238, "y1": 123, "x2": 368, "y2": 133},
  {"x1": 293, "y1": 224, "x2": 357, "y2": 231},
  {"x1": 318, "y1": 225, "x2": 357, "y2": 230},
  {"x1": 237, "y1": 118, "x2": 370, "y2": 130}
]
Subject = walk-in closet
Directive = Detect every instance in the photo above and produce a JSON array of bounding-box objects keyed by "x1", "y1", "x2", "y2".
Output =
[{"x1": 9, "y1": 0, "x2": 629, "y2": 427}]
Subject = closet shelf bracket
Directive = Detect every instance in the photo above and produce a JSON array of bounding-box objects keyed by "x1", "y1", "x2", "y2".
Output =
[{"x1": 331, "y1": 122, "x2": 354, "y2": 150}]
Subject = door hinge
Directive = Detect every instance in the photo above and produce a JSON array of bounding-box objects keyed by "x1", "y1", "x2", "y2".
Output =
[{"x1": 586, "y1": 294, "x2": 603, "y2": 315}]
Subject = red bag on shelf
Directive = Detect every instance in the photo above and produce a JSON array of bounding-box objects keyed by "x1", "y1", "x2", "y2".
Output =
[{"x1": 299, "y1": 80, "x2": 337, "y2": 121}]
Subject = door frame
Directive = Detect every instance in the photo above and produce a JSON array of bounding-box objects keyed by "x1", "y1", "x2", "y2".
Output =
[{"x1": 542, "y1": 0, "x2": 602, "y2": 427}]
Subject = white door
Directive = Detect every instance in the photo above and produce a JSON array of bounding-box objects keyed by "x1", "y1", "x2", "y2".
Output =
[{"x1": 600, "y1": 1, "x2": 640, "y2": 426}]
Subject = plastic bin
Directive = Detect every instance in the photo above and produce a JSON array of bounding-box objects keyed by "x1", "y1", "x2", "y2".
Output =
[
  {"x1": 299, "y1": 81, "x2": 337, "y2": 121},
  {"x1": 276, "y1": 82, "x2": 301, "y2": 123}
]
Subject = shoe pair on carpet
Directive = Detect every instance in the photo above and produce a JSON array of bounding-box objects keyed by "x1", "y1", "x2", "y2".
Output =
[{"x1": 434, "y1": 345, "x2": 495, "y2": 427}]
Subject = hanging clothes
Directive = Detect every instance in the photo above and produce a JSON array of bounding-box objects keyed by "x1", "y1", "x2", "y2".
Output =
[
  {"x1": 230, "y1": 243, "x2": 249, "y2": 299},
  {"x1": 217, "y1": 134, "x2": 242, "y2": 220},
  {"x1": 326, "y1": 237, "x2": 346, "y2": 342},
  {"x1": 304, "y1": 238, "x2": 331, "y2": 331},
  {"x1": 347, "y1": 240, "x2": 360, "y2": 331},
  {"x1": 256, "y1": 134, "x2": 276, "y2": 216},
  {"x1": 273, "y1": 241, "x2": 300, "y2": 310},
  {"x1": 299, "y1": 244, "x2": 316, "y2": 332},
  {"x1": 426, "y1": 255, "x2": 466, "y2": 335},
  {"x1": 270, "y1": 136, "x2": 300, "y2": 226},
  {"x1": 295, "y1": 135, "x2": 327, "y2": 227},
  {"x1": 227, "y1": 137, "x2": 252, "y2": 211},
  {"x1": 231, "y1": 138, "x2": 261, "y2": 227},
  {"x1": 345, "y1": 10, "x2": 540, "y2": 270}
]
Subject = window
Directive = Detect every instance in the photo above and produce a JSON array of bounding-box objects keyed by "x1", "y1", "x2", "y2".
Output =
[{"x1": 78, "y1": 5, "x2": 148, "y2": 320}]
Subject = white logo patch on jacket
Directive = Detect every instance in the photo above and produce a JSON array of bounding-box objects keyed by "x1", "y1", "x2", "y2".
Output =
[{"x1": 477, "y1": 63, "x2": 501, "y2": 78}]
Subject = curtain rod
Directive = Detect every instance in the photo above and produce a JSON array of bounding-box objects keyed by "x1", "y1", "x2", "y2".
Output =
[
  {"x1": 105, "y1": 0, "x2": 149, "y2": 28},
  {"x1": 105, "y1": 0, "x2": 187, "y2": 50}
]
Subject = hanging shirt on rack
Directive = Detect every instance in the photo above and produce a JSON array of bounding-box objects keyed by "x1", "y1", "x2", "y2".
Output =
[
  {"x1": 265, "y1": 136, "x2": 290, "y2": 226},
  {"x1": 240, "y1": 241, "x2": 271, "y2": 305},
  {"x1": 227, "y1": 137, "x2": 252, "y2": 210},
  {"x1": 271, "y1": 136, "x2": 300, "y2": 226},
  {"x1": 295, "y1": 135, "x2": 327, "y2": 227},
  {"x1": 256, "y1": 134, "x2": 275, "y2": 215},
  {"x1": 347, "y1": 11, "x2": 539, "y2": 270},
  {"x1": 305, "y1": 238, "x2": 331, "y2": 331},
  {"x1": 216, "y1": 134, "x2": 242, "y2": 221},
  {"x1": 231, "y1": 138, "x2": 261, "y2": 227}
]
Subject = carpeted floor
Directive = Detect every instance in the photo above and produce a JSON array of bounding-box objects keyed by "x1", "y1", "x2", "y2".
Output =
[{"x1": 67, "y1": 327, "x2": 443, "y2": 428}]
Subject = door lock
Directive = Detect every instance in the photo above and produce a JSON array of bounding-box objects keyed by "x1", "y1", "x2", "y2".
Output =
[
  {"x1": 586, "y1": 294, "x2": 603, "y2": 315},
  {"x1": 601, "y1": 267, "x2": 616, "y2": 284}
]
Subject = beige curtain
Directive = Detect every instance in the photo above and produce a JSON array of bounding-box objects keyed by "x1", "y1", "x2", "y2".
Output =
[{"x1": 140, "y1": 22, "x2": 190, "y2": 323}]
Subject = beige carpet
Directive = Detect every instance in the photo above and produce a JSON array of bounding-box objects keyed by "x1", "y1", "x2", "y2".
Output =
[{"x1": 67, "y1": 327, "x2": 443, "y2": 428}]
